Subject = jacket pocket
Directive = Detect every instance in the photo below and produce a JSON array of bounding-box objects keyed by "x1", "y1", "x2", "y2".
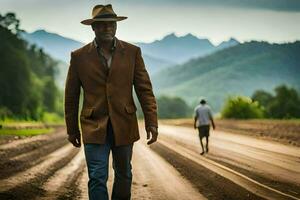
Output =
[
  {"x1": 125, "y1": 105, "x2": 137, "y2": 114},
  {"x1": 81, "y1": 108, "x2": 94, "y2": 118}
]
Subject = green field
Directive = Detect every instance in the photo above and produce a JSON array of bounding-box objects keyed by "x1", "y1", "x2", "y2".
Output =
[
  {"x1": 0, "y1": 128, "x2": 54, "y2": 136},
  {"x1": 0, "y1": 119, "x2": 63, "y2": 137}
]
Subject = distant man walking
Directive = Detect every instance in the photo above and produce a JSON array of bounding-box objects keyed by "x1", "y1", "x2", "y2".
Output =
[
  {"x1": 64, "y1": 4, "x2": 158, "y2": 200},
  {"x1": 194, "y1": 98, "x2": 215, "y2": 155}
]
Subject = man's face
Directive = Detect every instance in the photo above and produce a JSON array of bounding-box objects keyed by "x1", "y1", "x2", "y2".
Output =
[{"x1": 92, "y1": 21, "x2": 117, "y2": 42}]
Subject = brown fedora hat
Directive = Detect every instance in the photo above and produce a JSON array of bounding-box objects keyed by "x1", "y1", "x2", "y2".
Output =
[{"x1": 81, "y1": 4, "x2": 127, "y2": 25}]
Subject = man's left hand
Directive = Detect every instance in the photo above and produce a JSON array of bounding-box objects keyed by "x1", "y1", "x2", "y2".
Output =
[
  {"x1": 146, "y1": 126, "x2": 158, "y2": 145},
  {"x1": 68, "y1": 133, "x2": 81, "y2": 148}
]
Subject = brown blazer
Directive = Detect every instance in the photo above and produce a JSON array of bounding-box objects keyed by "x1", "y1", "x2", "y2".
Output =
[{"x1": 64, "y1": 38, "x2": 158, "y2": 146}]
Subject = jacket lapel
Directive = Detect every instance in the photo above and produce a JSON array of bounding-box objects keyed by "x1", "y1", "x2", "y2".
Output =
[
  {"x1": 87, "y1": 41, "x2": 109, "y2": 78},
  {"x1": 87, "y1": 42, "x2": 102, "y2": 67}
]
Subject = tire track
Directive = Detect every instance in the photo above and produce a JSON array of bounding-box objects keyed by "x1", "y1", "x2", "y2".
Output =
[
  {"x1": 156, "y1": 139, "x2": 299, "y2": 200},
  {"x1": 132, "y1": 142, "x2": 206, "y2": 200},
  {"x1": 0, "y1": 139, "x2": 68, "y2": 179},
  {"x1": 77, "y1": 167, "x2": 89, "y2": 200},
  {"x1": 0, "y1": 144, "x2": 79, "y2": 200},
  {"x1": 36, "y1": 150, "x2": 86, "y2": 200},
  {"x1": 159, "y1": 125, "x2": 300, "y2": 187},
  {"x1": 0, "y1": 127, "x2": 66, "y2": 159},
  {"x1": 150, "y1": 141, "x2": 263, "y2": 200}
]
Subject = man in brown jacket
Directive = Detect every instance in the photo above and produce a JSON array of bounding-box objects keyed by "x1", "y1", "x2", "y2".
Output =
[{"x1": 64, "y1": 4, "x2": 158, "y2": 200}]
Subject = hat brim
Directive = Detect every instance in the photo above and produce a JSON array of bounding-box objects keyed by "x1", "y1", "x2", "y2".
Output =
[{"x1": 81, "y1": 16, "x2": 127, "y2": 25}]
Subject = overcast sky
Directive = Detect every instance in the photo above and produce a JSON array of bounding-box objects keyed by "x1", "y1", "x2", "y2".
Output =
[{"x1": 1, "y1": 0, "x2": 300, "y2": 45}]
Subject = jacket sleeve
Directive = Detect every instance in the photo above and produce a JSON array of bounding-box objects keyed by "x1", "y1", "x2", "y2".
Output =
[
  {"x1": 64, "y1": 52, "x2": 81, "y2": 136},
  {"x1": 133, "y1": 47, "x2": 158, "y2": 128}
]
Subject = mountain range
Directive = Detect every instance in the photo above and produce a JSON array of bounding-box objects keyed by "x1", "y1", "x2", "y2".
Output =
[
  {"x1": 21, "y1": 30, "x2": 84, "y2": 63},
  {"x1": 21, "y1": 29, "x2": 300, "y2": 113},
  {"x1": 21, "y1": 30, "x2": 239, "y2": 75},
  {"x1": 152, "y1": 41, "x2": 300, "y2": 111},
  {"x1": 137, "y1": 33, "x2": 239, "y2": 65}
]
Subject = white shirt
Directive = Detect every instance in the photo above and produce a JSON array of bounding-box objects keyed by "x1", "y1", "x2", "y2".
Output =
[{"x1": 194, "y1": 104, "x2": 213, "y2": 126}]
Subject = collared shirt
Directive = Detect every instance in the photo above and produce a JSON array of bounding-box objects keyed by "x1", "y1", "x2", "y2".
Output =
[
  {"x1": 93, "y1": 37, "x2": 117, "y2": 68},
  {"x1": 194, "y1": 104, "x2": 213, "y2": 126}
]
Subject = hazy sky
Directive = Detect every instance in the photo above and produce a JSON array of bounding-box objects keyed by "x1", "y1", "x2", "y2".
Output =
[{"x1": 1, "y1": 0, "x2": 300, "y2": 45}]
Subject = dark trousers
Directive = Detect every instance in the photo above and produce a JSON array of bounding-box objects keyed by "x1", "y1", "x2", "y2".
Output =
[{"x1": 84, "y1": 119, "x2": 133, "y2": 200}]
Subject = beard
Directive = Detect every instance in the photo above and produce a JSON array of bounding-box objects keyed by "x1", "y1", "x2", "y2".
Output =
[{"x1": 97, "y1": 32, "x2": 115, "y2": 42}]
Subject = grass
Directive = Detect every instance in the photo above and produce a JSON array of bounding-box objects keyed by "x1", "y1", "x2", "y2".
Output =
[
  {"x1": 0, "y1": 128, "x2": 54, "y2": 136},
  {"x1": 0, "y1": 120, "x2": 44, "y2": 126},
  {"x1": 0, "y1": 117, "x2": 65, "y2": 128},
  {"x1": 0, "y1": 116, "x2": 63, "y2": 137}
]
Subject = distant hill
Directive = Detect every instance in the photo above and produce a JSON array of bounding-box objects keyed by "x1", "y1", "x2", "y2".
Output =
[
  {"x1": 21, "y1": 29, "x2": 176, "y2": 75},
  {"x1": 137, "y1": 33, "x2": 239, "y2": 64},
  {"x1": 142, "y1": 54, "x2": 175, "y2": 74},
  {"x1": 21, "y1": 29, "x2": 84, "y2": 63},
  {"x1": 21, "y1": 29, "x2": 239, "y2": 86},
  {"x1": 152, "y1": 41, "x2": 300, "y2": 112},
  {"x1": 216, "y1": 38, "x2": 239, "y2": 50}
]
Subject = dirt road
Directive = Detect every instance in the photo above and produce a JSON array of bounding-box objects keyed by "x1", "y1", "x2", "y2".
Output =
[{"x1": 0, "y1": 124, "x2": 299, "y2": 200}]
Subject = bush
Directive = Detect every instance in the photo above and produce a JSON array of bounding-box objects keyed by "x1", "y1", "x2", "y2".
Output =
[
  {"x1": 42, "y1": 112, "x2": 64, "y2": 123},
  {"x1": 221, "y1": 96, "x2": 264, "y2": 119},
  {"x1": 268, "y1": 85, "x2": 300, "y2": 118},
  {"x1": 157, "y1": 96, "x2": 191, "y2": 119},
  {"x1": 251, "y1": 85, "x2": 300, "y2": 119},
  {"x1": 252, "y1": 90, "x2": 273, "y2": 108},
  {"x1": 0, "y1": 106, "x2": 13, "y2": 120}
]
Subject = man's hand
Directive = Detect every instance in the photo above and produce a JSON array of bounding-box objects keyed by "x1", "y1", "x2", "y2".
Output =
[
  {"x1": 68, "y1": 134, "x2": 81, "y2": 148},
  {"x1": 146, "y1": 126, "x2": 158, "y2": 145},
  {"x1": 212, "y1": 123, "x2": 216, "y2": 130},
  {"x1": 194, "y1": 117, "x2": 197, "y2": 129}
]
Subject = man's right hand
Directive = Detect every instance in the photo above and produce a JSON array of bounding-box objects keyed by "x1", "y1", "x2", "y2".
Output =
[
  {"x1": 212, "y1": 124, "x2": 216, "y2": 130},
  {"x1": 68, "y1": 134, "x2": 81, "y2": 148}
]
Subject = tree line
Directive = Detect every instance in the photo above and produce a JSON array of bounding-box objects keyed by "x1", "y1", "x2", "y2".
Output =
[
  {"x1": 221, "y1": 85, "x2": 300, "y2": 119},
  {"x1": 144, "y1": 84, "x2": 300, "y2": 119},
  {"x1": 0, "y1": 13, "x2": 63, "y2": 121}
]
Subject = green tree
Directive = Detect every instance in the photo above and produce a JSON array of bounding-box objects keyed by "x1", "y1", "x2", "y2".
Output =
[
  {"x1": 42, "y1": 77, "x2": 59, "y2": 112},
  {"x1": 252, "y1": 90, "x2": 273, "y2": 108},
  {"x1": 0, "y1": 106, "x2": 13, "y2": 120},
  {"x1": 0, "y1": 12, "x2": 61, "y2": 120},
  {"x1": 0, "y1": 28, "x2": 32, "y2": 117},
  {"x1": 221, "y1": 96, "x2": 264, "y2": 119},
  {"x1": 157, "y1": 96, "x2": 190, "y2": 119},
  {"x1": 268, "y1": 85, "x2": 300, "y2": 118},
  {"x1": 0, "y1": 12, "x2": 22, "y2": 35}
]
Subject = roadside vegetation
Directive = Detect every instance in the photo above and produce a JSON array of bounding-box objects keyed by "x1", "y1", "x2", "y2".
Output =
[
  {"x1": 0, "y1": 13, "x2": 64, "y2": 137},
  {"x1": 0, "y1": 13, "x2": 63, "y2": 122},
  {"x1": 147, "y1": 84, "x2": 300, "y2": 120},
  {"x1": 0, "y1": 128, "x2": 53, "y2": 136},
  {"x1": 221, "y1": 85, "x2": 300, "y2": 119}
]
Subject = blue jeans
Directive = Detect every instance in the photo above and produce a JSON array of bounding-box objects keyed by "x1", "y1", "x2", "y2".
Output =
[{"x1": 84, "y1": 119, "x2": 133, "y2": 200}]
